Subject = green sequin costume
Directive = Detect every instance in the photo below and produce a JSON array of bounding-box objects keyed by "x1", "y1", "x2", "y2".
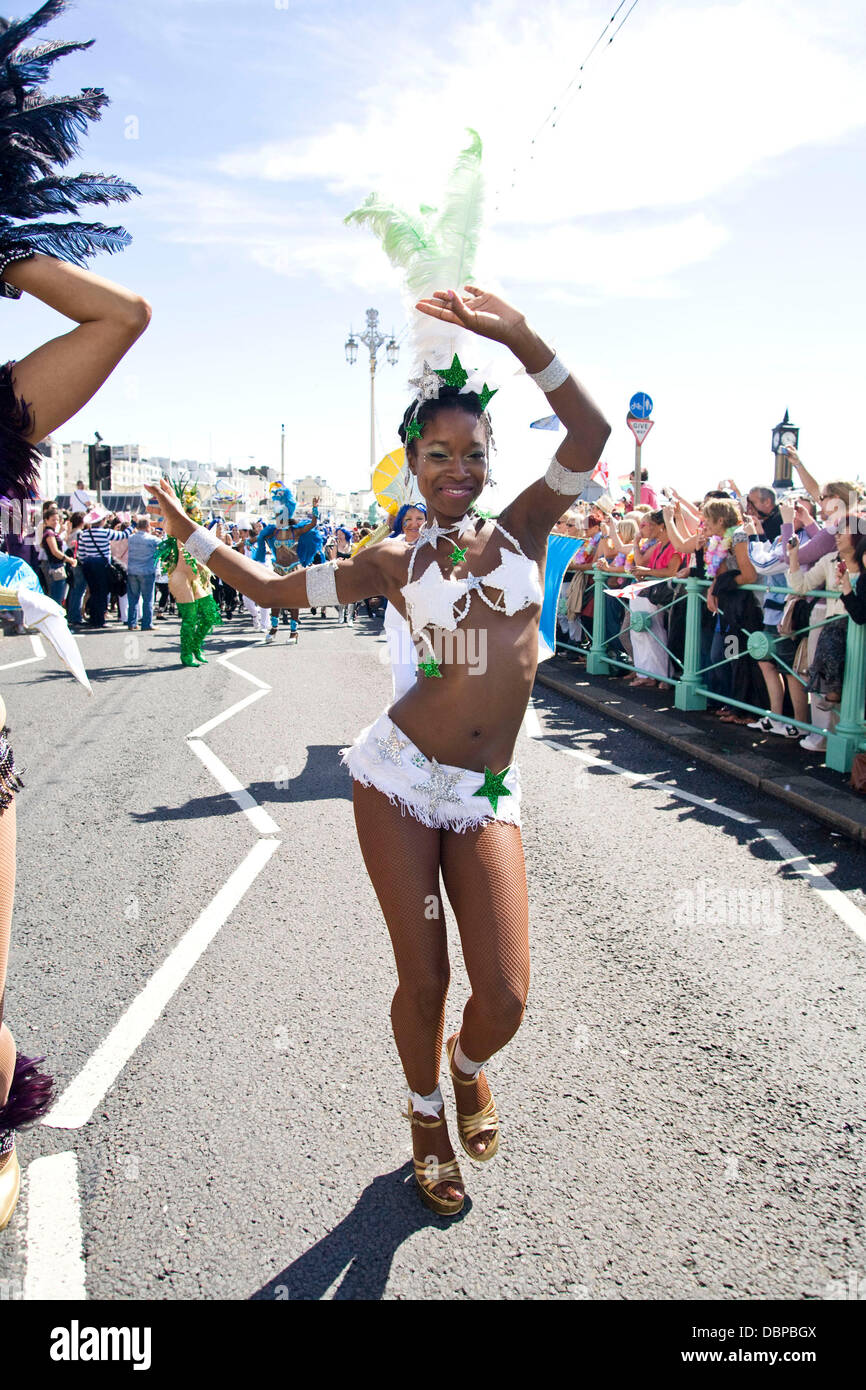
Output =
[{"x1": 154, "y1": 479, "x2": 222, "y2": 668}]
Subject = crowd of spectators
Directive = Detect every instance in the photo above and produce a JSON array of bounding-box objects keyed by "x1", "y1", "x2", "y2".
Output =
[
  {"x1": 2, "y1": 488, "x2": 386, "y2": 636},
  {"x1": 553, "y1": 448, "x2": 866, "y2": 756}
]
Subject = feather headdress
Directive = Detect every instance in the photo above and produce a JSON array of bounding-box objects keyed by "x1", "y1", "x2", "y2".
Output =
[
  {"x1": 0, "y1": 0, "x2": 138, "y2": 267},
  {"x1": 344, "y1": 129, "x2": 492, "y2": 399}
]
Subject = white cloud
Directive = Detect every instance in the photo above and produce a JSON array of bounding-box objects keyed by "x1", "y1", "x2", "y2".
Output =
[
  {"x1": 217, "y1": 0, "x2": 866, "y2": 220},
  {"x1": 206, "y1": 0, "x2": 866, "y2": 297}
]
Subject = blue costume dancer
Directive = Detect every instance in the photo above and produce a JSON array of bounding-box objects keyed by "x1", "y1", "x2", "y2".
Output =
[{"x1": 254, "y1": 484, "x2": 319, "y2": 643}]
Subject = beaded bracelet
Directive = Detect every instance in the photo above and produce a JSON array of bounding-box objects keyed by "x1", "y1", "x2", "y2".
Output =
[
  {"x1": 0, "y1": 248, "x2": 34, "y2": 301},
  {"x1": 182, "y1": 526, "x2": 220, "y2": 565}
]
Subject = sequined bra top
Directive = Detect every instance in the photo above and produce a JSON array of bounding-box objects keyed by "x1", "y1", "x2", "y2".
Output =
[{"x1": 400, "y1": 516, "x2": 543, "y2": 657}]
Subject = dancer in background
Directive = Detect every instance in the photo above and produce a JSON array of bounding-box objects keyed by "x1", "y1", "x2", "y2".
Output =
[
  {"x1": 155, "y1": 480, "x2": 221, "y2": 666},
  {"x1": 0, "y1": 0, "x2": 150, "y2": 1228},
  {"x1": 255, "y1": 487, "x2": 319, "y2": 643}
]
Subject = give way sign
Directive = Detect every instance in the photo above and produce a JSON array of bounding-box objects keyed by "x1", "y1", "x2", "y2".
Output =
[{"x1": 627, "y1": 415, "x2": 654, "y2": 446}]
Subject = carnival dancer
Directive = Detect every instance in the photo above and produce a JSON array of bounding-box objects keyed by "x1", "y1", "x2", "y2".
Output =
[
  {"x1": 146, "y1": 284, "x2": 609, "y2": 1216},
  {"x1": 0, "y1": 0, "x2": 150, "y2": 1228},
  {"x1": 255, "y1": 487, "x2": 319, "y2": 643},
  {"x1": 154, "y1": 480, "x2": 221, "y2": 666}
]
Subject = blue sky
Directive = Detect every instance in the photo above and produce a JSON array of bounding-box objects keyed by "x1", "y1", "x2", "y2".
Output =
[{"x1": 10, "y1": 0, "x2": 866, "y2": 504}]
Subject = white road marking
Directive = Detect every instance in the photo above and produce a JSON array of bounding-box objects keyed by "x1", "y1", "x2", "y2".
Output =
[
  {"x1": 758, "y1": 827, "x2": 866, "y2": 946},
  {"x1": 187, "y1": 688, "x2": 269, "y2": 738},
  {"x1": 529, "y1": 697, "x2": 866, "y2": 947},
  {"x1": 44, "y1": 838, "x2": 282, "y2": 1130},
  {"x1": 23, "y1": 1152, "x2": 86, "y2": 1300},
  {"x1": 187, "y1": 738, "x2": 280, "y2": 834},
  {"x1": 531, "y1": 731, "x2": 759, "y2": 825},
  {"x1": 523, "y1": 703, "x2": 543, "y2": 739},
  {"x1": 0, "y1": 634, "x2": 46, "y2": 670},
  {"x1": 216, "y1": 649, "x2": 271, "y2": 690}
]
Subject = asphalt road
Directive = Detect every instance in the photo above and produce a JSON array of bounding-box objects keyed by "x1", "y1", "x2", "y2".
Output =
[{"x1": 0, "y1": 607, "x2": 864, "y2": 1301}]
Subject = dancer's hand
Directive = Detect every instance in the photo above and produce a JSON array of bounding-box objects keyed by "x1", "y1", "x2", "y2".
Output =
[
  {"x1": 144, "y1": 479, "x2": 194, "y2": 540},
  {"x1": 415, "y1": 286, "x2": 526, "y2": 347}
]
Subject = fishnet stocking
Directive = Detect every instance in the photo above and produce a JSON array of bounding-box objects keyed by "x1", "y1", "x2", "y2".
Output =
[
  {"x1": 441, "y1": 819, "x2": 530, "y2": 1063},
  {"x1": 353, "y1": 782, "x2": 448, "y2": 1095},
  {"x1": 352, "y1": 783, "x2": 530, "y2": 1088},
  {"x1": 0, "y1": 800, "x2": 17, "y2": 1114}
]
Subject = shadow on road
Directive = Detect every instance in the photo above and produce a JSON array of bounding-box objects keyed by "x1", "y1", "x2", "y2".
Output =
[
  {"x1": 250, "y1": 1162, "x2": 470, "y2": 1301},
  {"x1": 129, "y1": 744, "x2": 352, "y2": 822},
  {"x1": 530, "y1": 686, "x2": 866, "y2": 895}
]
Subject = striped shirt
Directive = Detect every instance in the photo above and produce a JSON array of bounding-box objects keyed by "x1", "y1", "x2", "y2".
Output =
[{"x1": 76, "y1": 525, "x2": 133, "y2": 562}]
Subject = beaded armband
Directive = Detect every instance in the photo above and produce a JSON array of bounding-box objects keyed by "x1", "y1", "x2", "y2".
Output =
[
  {"x1": 305, "y1": 559, "x2": 339, "y2": 607},
  {"x1": 529, "y1": 352, "x2": 569, "y2": 393},
  {"x1": 544, "y1": 456, "x2": 594, "y2": 496}
]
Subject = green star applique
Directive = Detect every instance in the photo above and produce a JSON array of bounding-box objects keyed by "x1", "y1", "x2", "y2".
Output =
[
  {"x1": 472, "y1": 766, "x2": 512, "y2": 813},
  {"x1": 418, "y1": 657, "x2": 443, "y2": 678},
  {"x1": 436, "y1": 354, "x2": 469, "y2": 390},
  {"x1": 479, "y1": 382, "x2": 498, "y2": 411},
  {"x1": 449, "y1": 545, "x2": 467, "y2": 564},
  {"x1": 405, "y1": 416, "x2": 424, "y2": 442}
]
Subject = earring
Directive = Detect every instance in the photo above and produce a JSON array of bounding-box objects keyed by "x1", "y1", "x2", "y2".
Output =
[{"x1": 487, "y1": 468, "x2": 497, "y2": 488}]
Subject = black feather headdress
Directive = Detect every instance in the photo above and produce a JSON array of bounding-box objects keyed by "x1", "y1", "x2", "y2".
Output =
[{"x1": 0, "y1": 0, "x2": 139, "y2": 266}]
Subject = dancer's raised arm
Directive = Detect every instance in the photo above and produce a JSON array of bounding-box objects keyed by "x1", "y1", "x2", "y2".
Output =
[
  {"x1": 2, "y1": 254, "x2": 151, "y2": 442},
  {"x1": 144, "y1": 478, "x2": 397, "y2": 611},
  {"x1": 415, "y1": 286, "x2": 610, "y2": 542}
]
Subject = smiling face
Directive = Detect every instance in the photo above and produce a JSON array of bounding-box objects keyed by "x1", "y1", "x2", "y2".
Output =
[
  {"x1": 401, "y1": 506, "x2": 426, "y2": 543},
  {"x1": 408, "y1": 405, "x2": 488, "y2": 521}
]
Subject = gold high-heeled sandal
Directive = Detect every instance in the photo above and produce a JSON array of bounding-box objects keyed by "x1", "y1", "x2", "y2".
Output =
[
  {"x1": 404, "y1": 1097, "x2": 464, "y2": 1217},
  {"x1": 445, "y1": 1034, "x2": 500, "y2": 1163},
  {"x1": 0, "y1": 1148, "x2": 21, "y2": 1233}
]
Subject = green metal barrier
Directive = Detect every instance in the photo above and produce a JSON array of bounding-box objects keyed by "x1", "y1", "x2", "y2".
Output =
[{"x1": 555, "y1": 567, "x2": 866, "y2": 774}]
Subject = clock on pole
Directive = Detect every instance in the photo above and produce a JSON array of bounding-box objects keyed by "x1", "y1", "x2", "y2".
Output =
[{"x1": 771, "y1": 409, "x2": 799, "y2": 490}]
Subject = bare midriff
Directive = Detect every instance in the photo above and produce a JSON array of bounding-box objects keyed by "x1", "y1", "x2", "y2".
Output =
[
  {"x1": 385, "y1": 519, "x2": 545, "y2": 773},
  {"x1": 274, "y1": 534, "x2": 297, "y2": 567}
]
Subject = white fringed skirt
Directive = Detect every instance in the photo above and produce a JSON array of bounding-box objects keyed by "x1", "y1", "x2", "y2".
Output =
[{"x1": 341, "y1": 710, "x2": 521, "y2": 832}]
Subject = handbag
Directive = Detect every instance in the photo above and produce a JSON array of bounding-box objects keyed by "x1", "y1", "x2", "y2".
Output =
[
  {"x1": 47, "y1": 563, "x2": 67, "y2": 581},
  {"x1": 644, "y1": 580, "x2": 675, "y2": 606},
  {"x1": 778, "y1": 594, "x2": 815, "y2": 638},
  {"x1": 109, "y1": 561, "x2": 127, "y2": 597}
]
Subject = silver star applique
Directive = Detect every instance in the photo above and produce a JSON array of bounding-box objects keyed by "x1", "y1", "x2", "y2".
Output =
[
  {"x1": 416, "y1": 520, "x2": 454, "y2": 551},
  {"x1": 412, "y1": 759, "x2": 463, "y2": 813},
  {"x1": 479, "y1": 548, "x2": 544, "y2": 615},
  {"x1": 402, "y1": 561, "x2": 469, "y2": 633},
  {"x1": 375, "y1": 725, "x2": 408, "y2": 765},
  {"x1": 408, "y1": 361, "x2": 442, "y2": 401}
]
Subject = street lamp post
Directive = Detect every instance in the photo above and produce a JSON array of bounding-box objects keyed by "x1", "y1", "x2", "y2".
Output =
[
  {"x1": 345, "y1": 308, "x2": 399, "y2": 478},
  {"x1": 771, "y1": 409, "x2": 799, "y2": 491}
]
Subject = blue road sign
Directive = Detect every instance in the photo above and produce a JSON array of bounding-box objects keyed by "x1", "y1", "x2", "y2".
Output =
[{"x1": 629, "y1": 392, "x2": 653, "y2": 419}]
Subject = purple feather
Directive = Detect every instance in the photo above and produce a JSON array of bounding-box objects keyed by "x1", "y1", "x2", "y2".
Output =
[{"x1": 0, "y1": 1054, "x2": 54, "y2": 1131}]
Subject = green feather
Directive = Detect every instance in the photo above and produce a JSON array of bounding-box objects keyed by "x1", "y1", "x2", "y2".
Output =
[
  {"x1": 434, "y1": 128, "x2": 484, "y2": 293},
  {"x1": 343, "y1": 194, "x2": 432, "y2": 272},
  {"x1": 344, "y1": 129, "x2": 484, "y2": 300}
]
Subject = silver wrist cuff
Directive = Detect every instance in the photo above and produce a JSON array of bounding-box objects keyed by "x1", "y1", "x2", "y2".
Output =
[
  {"x1": 305, "y1": 559, "x2": 339, "y2": 607},
  {"x1": 529, "y1": 352, "x2": 569, "y2": 393},
  {"x1": 545, "y1": 456, "x2": 593, "y2": 496},
  {"x1": 183, "y1": 526, "x2": 220, "y2": 565}
]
